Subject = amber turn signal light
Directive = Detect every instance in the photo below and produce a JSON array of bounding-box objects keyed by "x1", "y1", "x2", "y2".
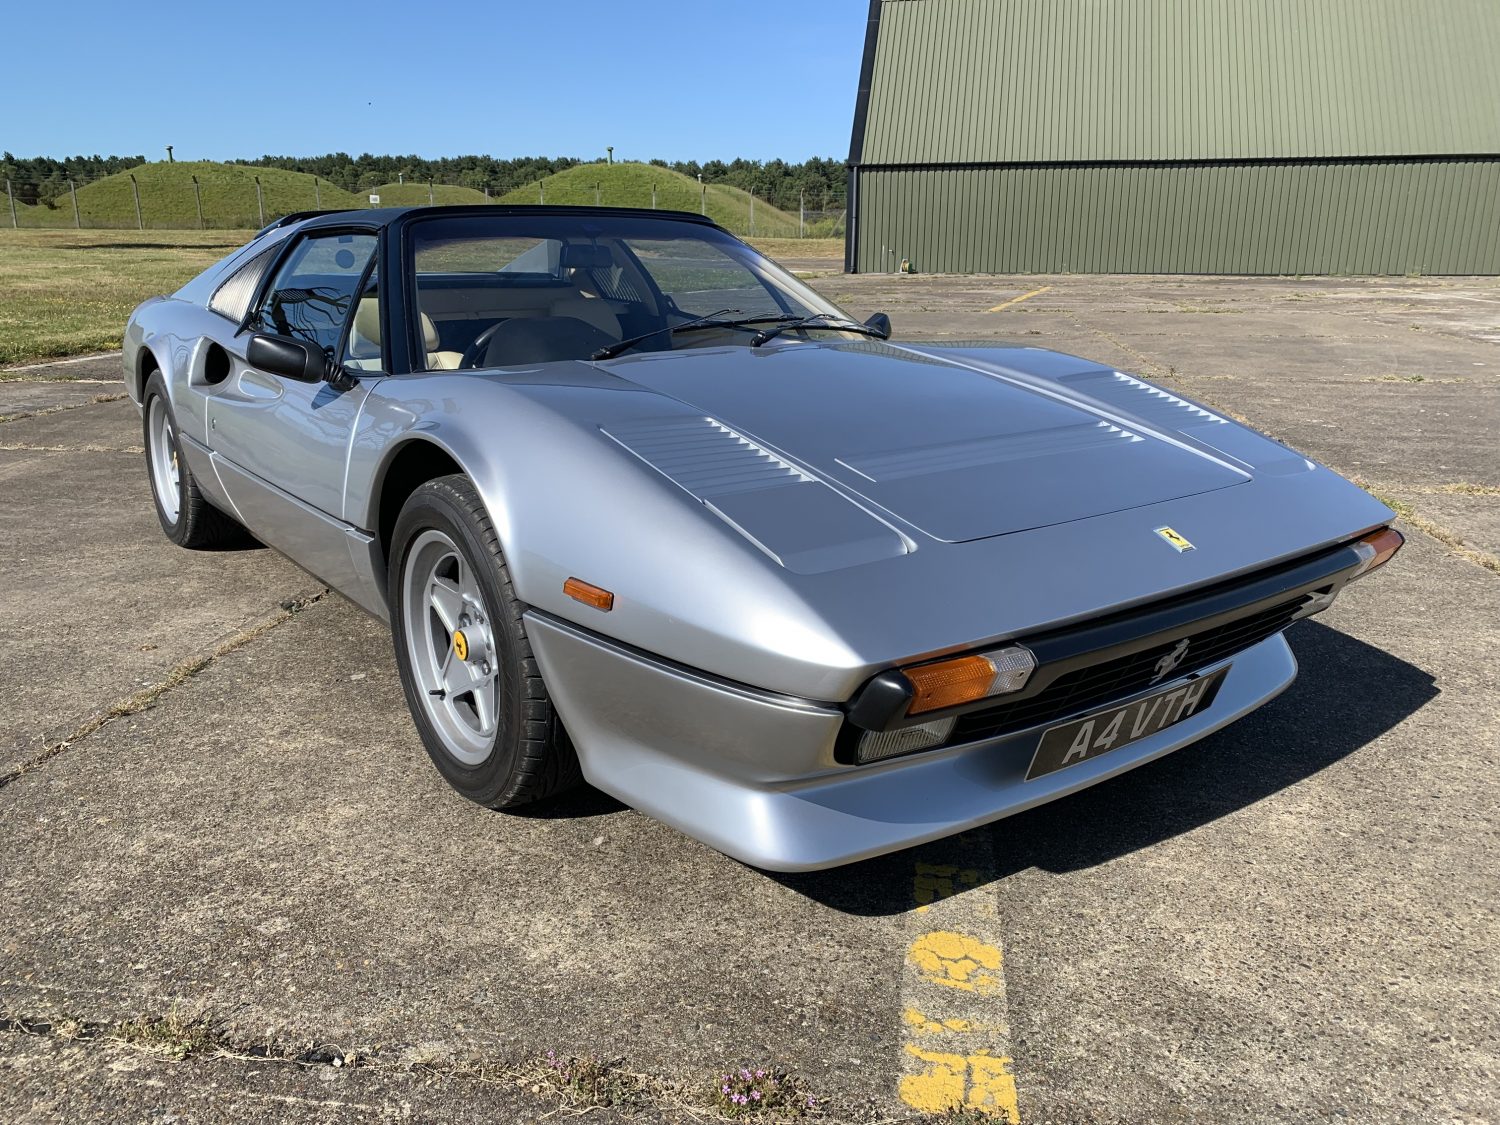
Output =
[
  {"x1": 564, "y1": 577, "x2": 614, "y2": 611},
  {"x1": 1350, "y1": 526, "x2": 1404, "y2": 580},
  {"x1": 903, "y1": 644, "x2": 1036, "y2": 715}
]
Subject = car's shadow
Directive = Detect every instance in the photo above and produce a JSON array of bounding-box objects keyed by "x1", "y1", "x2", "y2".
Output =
[{"x1": 774, "y1": 621, "x2": 1438, "y2": 915}]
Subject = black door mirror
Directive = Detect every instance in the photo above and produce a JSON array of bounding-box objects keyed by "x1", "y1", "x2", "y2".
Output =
[
  {"x1": 864, "y1": 312, "x2": 892, "y2": 339},
  {"x1": 247, "y1": 333, "x2": 332, "y2": 384}
]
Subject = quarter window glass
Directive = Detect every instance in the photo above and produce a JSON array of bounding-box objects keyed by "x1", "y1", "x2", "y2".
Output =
[
  {"x1": 253, "y1": 233, "x2": 377, "y2": 355},
  {"x1": 208, "y1": 245, "x2": 278, "y2": 322}
]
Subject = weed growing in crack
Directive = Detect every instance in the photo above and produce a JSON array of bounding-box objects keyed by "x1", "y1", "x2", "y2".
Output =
[
  {"x1": 537, "y1": 1050, "x2": 653, "y2": 1109},
  {"x1": 713, "y1": 1065, "x2": 819, "y2": 1117},
  {"x1": 111, "y1": 1009, "x2": 220, "y2": 1060}
]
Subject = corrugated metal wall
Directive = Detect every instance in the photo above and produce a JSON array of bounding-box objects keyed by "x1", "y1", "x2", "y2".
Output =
[
  {"x1": 854, "y1": 160, "x2": 1500, "y2": 275},
  {"x1": 848, "y1": 0, "x2": 1500, "y2": 274},
  {"x1": 860, "y1": 0, "x2": 1500, "y2": 164}
]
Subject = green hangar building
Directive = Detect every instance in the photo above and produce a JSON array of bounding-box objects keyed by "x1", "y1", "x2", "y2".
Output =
[{"x1": 844, "y1": 0, "x2": 1500, "y2": 275}]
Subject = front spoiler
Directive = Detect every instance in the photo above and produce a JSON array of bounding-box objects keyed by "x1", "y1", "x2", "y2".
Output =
[{"x1": 526, "y1": 612, "x2": 1298, "y2": 871}]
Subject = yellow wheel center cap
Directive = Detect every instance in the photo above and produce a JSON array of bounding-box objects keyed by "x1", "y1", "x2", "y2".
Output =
[{"x1": 452, "y1": 630, "x2": 469, "y2": 662}]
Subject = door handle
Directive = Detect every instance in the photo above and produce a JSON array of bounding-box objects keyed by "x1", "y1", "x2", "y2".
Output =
[{"x1": 237, "y1": 368, "x2": 285, "y2": 401}]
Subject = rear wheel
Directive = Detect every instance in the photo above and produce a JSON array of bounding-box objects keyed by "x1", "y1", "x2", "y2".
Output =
[
  {"x1": 389, "y1": 474, "x2": 581, "y2": 807},
  {"x1": 142, "y1": 372, "x2": 246, "y2": 549}
]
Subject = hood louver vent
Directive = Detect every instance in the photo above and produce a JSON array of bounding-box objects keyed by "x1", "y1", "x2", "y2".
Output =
[
  {"x1": 1059, "y1": 369, "x2": 1227, "y2": 429},
  {"x1": 602, "y1": 417, "x2": 810, "y2": 499}
]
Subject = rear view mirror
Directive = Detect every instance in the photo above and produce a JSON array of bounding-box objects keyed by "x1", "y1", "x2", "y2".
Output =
[
  {"x1": 247, "y1": 333, "x2": 332, "y2": 384},
  {"x1": 864, "y1": 312, "x2": 892, "y2": 339}
]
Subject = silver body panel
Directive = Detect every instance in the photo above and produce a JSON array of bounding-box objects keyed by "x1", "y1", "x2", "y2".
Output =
[
  {"x1": 527, "y1": 612, "x2": 1297, "y2": 871},
  {"x1": 122, "y1": 210, "x2": 1394, "y2": 869}
]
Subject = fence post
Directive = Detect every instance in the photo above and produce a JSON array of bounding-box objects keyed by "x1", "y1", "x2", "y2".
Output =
[
  {"x1": 539, "y1": 180, "x2": 545, "y2": 204},
  {"x1": 314, "y1": 178, "x2": 321, "y2": 208},
  {"x1": 191, "y1": 175, "x2": 204, "y2": 229},
  {"x1": 428, "y1": 181, "x2": 434, "y2": 206},
  {"x1": 70, "y1": 179, "x2": 81, "y2": 228},
  {"x1": 799, "y1": 189, "x2": 805, "y2": 238},
  {"x1": 5, "y1": 180, "x2": 15, "y2": 228},
  {"x1": 594, "y1": 183, "x2": 601, "y2": 206},
  {"x1": 651, "y1": 183, "x2": 657, "y2": 209},
  {"x1": 254, "y1": 176, "x2": 265, "y2": 227},
  {"x1": 129, "y1": 173, "x2": 143, "y2": 230},
  {"x1": 749, "y1": 192, "x2": 755, "y2": 236}
]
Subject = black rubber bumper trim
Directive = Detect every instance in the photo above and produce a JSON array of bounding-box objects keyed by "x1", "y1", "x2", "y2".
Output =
[{"x1": 845, "y1": 540, "x2": 1368, "y2": 735}]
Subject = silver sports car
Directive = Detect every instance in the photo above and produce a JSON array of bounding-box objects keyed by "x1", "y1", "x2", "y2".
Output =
[{"x1": 123, "y1": 205, "x2": 1403, "y2": 870}]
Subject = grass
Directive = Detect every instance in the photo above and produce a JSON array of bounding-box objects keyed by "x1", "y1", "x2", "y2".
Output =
[
  {"x1": 7, "y1": 160, "x2": 846, "y2": 238},
  {"x1": 11, "y1": 161, "x2": 366, "y2": 230},
  {"x1": 0, "y1": 228, "x2": 844, "y2": 367},
  {"x1": 0, "y1": 228, "x2": 251, "y2": 364},
  {"x1": 498, "y1": 161, "x2": 819, "y2": 237},
  {"x1": 368, "y1": 181, "x2": 492, "y2": 206}
]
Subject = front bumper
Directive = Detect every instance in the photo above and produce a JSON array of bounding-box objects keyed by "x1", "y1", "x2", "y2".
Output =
[{"x1": 525, "y1": 612, "x2": 1298, "y2": 871}]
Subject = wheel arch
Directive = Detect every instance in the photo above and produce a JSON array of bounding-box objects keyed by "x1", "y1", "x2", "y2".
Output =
[
  {"x1": 134, "y1": 344, "x2": 163, "y2": 403},
  {"x1": 370, "y1": 437, "x2": 469, "y2": 590}
]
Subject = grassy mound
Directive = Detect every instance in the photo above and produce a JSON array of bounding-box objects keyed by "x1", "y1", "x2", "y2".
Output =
[
  {"x1": 13, "y1": 162, "x2": 365, "y2": 229},
  {"x1": 368, "y1": 182, "x2": 492, "y2": 206},
  {"x1": 499, "y1": 162, "x2": 805, "y2": 237}
]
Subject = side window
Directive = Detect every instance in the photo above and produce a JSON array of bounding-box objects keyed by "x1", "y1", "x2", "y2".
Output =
[{"x1": 252, "y1": 233, "x2": 376, "y2": 356}]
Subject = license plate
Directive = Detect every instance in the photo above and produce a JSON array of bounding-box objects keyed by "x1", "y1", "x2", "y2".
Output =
[{"x1": 1025, "y1": 665, "x2": 1230, "y2": 781}]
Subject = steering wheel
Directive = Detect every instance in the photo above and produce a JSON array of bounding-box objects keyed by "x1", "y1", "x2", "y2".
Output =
[{"x1": 461, "y1": 320, "x2": 507, "y2": 369}]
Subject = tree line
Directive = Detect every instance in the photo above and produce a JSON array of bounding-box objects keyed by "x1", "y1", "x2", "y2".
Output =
[{"x1": 2, "y1": 152, "x2": 849, "y2": 212}]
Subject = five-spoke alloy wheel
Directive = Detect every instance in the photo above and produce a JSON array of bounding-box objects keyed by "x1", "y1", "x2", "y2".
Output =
[{"x1": 389, "y1": 474, "x2": 580, "y2": 807}]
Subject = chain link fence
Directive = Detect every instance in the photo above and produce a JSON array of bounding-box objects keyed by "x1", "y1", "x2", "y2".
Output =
[{"x1": 2, "y1": 172, "x2": 845, "y2": 239}]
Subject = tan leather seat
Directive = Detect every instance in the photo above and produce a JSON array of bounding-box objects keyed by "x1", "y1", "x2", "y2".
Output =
[
  {"x1": 550, "y1": 295, "x2": 621, "y2": 339},
  {"x1": 352, "y1": 298, "x2": 464, "y2": 371}
]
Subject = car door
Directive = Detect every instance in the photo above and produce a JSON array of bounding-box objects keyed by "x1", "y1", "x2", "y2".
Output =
[{"x1": 206, "y1": 229, "x2": 381, "y2": 588}]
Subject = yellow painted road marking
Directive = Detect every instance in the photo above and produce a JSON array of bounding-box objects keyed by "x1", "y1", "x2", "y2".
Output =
[
  {"x1": 901, "y1": 1045, "x2": 1020, "y2": 1118},
  {"x1": 987, "y1": 285, "x2": 1052, "y2": 313},
  {"x1": 910, "y1": 930, "x2": 1005, "y2": 994},
  {"x1": 898, "y1": 836, "x2": 1020, "y2": 1122}
]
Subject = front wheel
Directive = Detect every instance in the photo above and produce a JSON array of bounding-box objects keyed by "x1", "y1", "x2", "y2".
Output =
[
  {"x1": 142, "y1": 372, "x2": 247, "y2": 549},
  {"x1": 388, "y1": 474, "x2": 580, "y2": 808}
]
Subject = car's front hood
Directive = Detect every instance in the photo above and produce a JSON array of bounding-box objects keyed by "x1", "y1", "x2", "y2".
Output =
[{"x1": 604, "y1": 341, "x2": 1256, "y2": 543}]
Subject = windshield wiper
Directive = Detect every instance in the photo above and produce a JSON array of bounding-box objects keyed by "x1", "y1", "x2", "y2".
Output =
[
  {"x1": 749, "y1": 313, "x2": 888, "y2": 347},
  {"x1": 590, "y1": 312, "x2": 806, "y2": 360}
]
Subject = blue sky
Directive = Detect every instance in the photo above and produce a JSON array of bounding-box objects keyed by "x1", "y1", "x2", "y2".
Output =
[{"x1": 4, "y1": 0, "x2": 869, "y2": 162}]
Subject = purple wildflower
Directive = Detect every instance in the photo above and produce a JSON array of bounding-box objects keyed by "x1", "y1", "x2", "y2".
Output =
[{"x1": 750, "y1": 1089, "x2": 762, "y2": 1101}]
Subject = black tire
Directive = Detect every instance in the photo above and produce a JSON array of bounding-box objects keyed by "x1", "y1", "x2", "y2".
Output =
[
  {"x1": 388, "y1": 474, "x2": 581, "y2": 808},
  {"x1": 142, "y1": 372, "x2": 247, "y2": 549}
]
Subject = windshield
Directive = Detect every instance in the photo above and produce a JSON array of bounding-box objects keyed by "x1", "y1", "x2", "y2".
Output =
[{"x1": 407, "y1": 213, "x2": 856, "y2": 370}]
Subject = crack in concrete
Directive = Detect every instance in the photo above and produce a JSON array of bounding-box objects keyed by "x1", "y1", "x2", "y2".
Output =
[
  {"x1": 1348, "y1": 478, "x2": 1500, "y2": 577},
  {"x1": 0, "y1": 590, "x2": 328, "y2": 791},
  {"x1": 0, "y1": 1013, "x2": 349, "y2": 1068},
  {"x1": 0, "y1": 442, "x2": 142, "y2": 454},
  {"x1": 0, "y1": 393, "x2": 128, "y2": 425},
  {"x1": 0, "y1": 1007, "x2": 822, "y2": 1121},
  {"x1": 0, "y1": 375, "x2": 119, "y2": 385}
]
